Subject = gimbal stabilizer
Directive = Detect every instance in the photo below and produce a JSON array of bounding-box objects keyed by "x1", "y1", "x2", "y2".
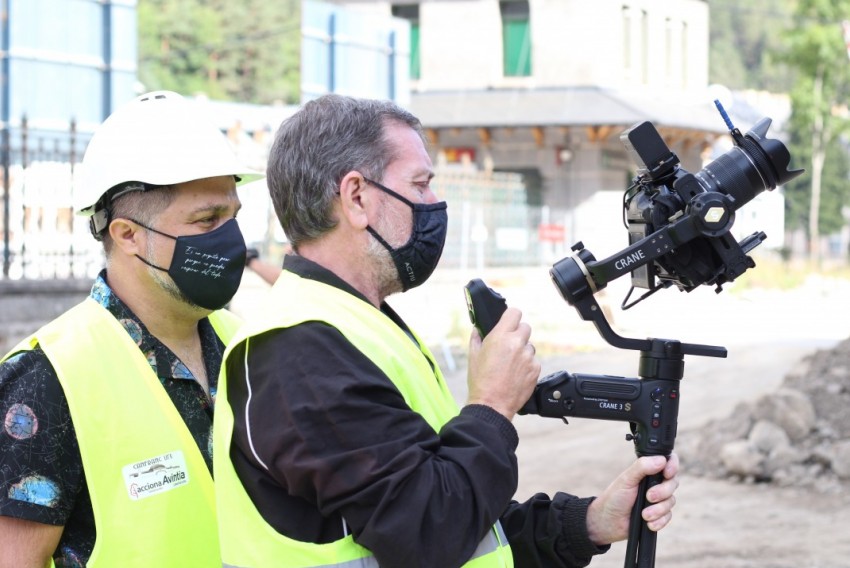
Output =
[
  {"x1": 466, "y1": 251, "x2": 727, "y2": 568},
  {"x1": 464, "y1": 102, "x2": 804, "y2": 568},
  {"x1": 523, "y1": 247, "x2": 727, "y2": 568}
]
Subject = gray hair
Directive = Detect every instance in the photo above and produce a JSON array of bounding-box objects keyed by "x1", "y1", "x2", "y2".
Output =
[{"x1": 266, "y1": 94, "x2": 424, "y2": 248}]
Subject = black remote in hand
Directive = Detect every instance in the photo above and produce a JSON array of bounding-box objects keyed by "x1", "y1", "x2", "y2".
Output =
[{"x1": 464, "y1": 279, "x2": 507, "y2": 338}]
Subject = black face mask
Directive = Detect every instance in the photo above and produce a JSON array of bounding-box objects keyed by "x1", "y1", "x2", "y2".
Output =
[
  {"x1": 363, "y1": 177, "x2": 448, "y2": 292},
  {"x1": 133, "y1": 218, "x2": 247, "y2": 310}
]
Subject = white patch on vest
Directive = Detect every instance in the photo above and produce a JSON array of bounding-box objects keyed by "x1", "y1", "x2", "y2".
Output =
[{"x1": 122, "y1": 450, "x2": 190, "y2": 500}]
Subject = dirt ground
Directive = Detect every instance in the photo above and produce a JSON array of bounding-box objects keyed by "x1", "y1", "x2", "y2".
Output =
[
  {"x1": 426, "y1": 272, "x2": 850, "y2": 568},
  {"x1": 509, "y1": 344, "x2": 850, "y2": 568}
]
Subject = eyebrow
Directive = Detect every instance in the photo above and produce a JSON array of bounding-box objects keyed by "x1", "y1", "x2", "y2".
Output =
[
  {"x1": 187, "y1": 202, "x2": 242, "y2": 217},
  {"x1": 412, "y1": 170, "x2": 435, "y2": 181}
]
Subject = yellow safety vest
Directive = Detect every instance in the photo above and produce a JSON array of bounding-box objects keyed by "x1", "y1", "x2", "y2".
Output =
[
  {"x1": 3, "y1": 298, "x2": 242, "y2": 567},
  {"x1": 214, "y1": 270, "x2": 513, "y2": 568}
]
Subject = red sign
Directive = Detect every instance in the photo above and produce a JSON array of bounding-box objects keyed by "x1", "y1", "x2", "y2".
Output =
[
  {"x1": 538, "y1": 224, "x2": 566, "y2": 242},
  {"x1": 443, "y1": 147, "x2": 476, "y2": 163}
]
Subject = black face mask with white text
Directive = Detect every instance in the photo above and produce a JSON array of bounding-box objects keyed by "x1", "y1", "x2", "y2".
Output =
[
  {"x1": 363, "y1": 177, "x2": 448, "y2": 292},
  {"x1": 133, "y1": 218, "x2": 247, "y2": 310}
]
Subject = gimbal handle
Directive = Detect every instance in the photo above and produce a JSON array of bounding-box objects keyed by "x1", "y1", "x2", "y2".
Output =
[{"x1": 546, "y1": 244, "x2": 726, "y2": 568}]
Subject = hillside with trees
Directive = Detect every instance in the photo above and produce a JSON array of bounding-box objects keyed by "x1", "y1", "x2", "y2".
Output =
[
  {"x1": 136, "y1": 0, "x2": 300, "y2": 104},
  {"x1": 711, "y1": 0, "x2": 850, "y2": 259}
]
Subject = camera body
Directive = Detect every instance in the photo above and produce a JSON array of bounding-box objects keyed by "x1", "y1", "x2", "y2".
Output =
[{"x1": 618, "y1": 116, "x2": 803, "y2": 296}]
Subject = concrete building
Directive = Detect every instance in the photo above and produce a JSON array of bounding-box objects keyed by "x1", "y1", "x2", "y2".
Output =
[{"x1": 329, "y1": 0, "x2": 736, "y2": 257}]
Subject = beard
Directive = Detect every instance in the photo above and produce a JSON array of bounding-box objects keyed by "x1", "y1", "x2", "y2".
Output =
[
  {"x1": 366, "y1": 234, "x2": 402, "y2": 299},
  {"x1": 144, "y1": 237, "x2": 202, "y2": 310},
  {"x1": 366, "y1": 206, "x2": 410, "y2": 299}
]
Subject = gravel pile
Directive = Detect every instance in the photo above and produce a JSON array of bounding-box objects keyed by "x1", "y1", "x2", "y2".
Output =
[{"x1": 679, "y1": 337, "x2": 850, "y2": 493}]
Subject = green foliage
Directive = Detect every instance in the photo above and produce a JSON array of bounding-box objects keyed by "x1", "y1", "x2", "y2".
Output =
[
  {"x1": 781, "y1": 0, "x2": 850, "y2": 236},
  {"x1": 709, "y1": 0, "x2": 797, "y2": 91},
  {"x1": 137, "y1": 0, "x2": 300, "y2": 104},
  {"x1": 709, "y1": 0, "x2": 850, "y2": 251},
  {"x1": 784, "y1": 133, "x2": 850, "y2": 234}
]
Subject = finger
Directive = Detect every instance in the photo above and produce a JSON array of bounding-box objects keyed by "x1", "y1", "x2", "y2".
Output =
[
  {"x1": 641, "y1": 455, "x2": 669, "y2": 476},
  {"x1": 622, "y1": 456, "x2": 666, "y2": 486},
  {"x1": 647, "y1": 476, "x2": 679, "y2": 504},
  {"x1": 468, "y1": 328, "x2": 483, "y2": 350},
  {"x1": 494, "y1": 307, "x2": 522, "y2": 332},
  {"x1": 642, "y1": 494, "x2": 675, "y2": 522},
  {"x1": 644, "y1": 509, "x2": 674, "y2": 532},
  {"x1": 664, "y1": 453, "x2": 680, "y2": 479}
]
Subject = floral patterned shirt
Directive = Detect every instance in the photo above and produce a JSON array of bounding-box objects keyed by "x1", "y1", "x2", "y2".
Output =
[{"x1": 0, "y1": 270, "x2": 224, "y2": 567}]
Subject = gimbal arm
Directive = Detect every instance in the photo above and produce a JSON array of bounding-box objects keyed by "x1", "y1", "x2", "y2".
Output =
[{"x1": 554, "y1": 186, "x2": 737, "y2": 299}]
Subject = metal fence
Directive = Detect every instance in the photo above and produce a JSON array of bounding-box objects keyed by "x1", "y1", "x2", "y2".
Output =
[
  {"x1": 1, "y1": 124, "x2": 581, "y2": 281},
  {"x1": 433, "y1": 169, "x2": 572, "y2": 269},
  {"x1": 1, "y1": 120, "x2": 102, "y2": 280}
]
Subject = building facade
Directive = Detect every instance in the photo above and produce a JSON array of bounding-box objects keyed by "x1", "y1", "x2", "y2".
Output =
[{"x1": 331, "y1": 0, "x2": 733, "y2": 257}]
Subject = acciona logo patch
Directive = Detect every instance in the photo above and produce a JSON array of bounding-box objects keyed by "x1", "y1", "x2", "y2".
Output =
[{"x1": 122, "y1": 450, "x2": 190, "y2": 501}]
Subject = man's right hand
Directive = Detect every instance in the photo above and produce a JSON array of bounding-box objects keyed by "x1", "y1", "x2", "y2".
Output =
[{"x1": 465, "y1": 307, "x2": 541, "y2": 420}]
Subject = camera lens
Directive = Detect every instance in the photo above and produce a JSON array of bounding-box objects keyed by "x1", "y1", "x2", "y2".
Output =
[{"x1": 694, "y1": 117, "x2": 803, "y2": 211}]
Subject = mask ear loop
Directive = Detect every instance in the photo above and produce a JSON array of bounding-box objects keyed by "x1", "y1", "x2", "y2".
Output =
[
  {"x1": 365, "y1": 226, "x2": 397, "y2": 251},
  {"x1": 128, "y1": 218, "x2": 178, "y2": 241},
  {"x1": 361, "y1": 176, "x2": 416, "y2": 208},
  {"x1": 128, "y1": 218, "x2": 177, "y2": 272},
  {"x1": 361, "y1": 175, "x2": 418, "y2": 251},
  {"x1": 134, "y1": 254, "x2": 169, "y2": 273}
]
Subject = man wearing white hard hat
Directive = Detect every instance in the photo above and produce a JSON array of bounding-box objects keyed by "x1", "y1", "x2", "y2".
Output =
[{"x1": 0, "y1": 91, "x2": 257, "y2": 567}]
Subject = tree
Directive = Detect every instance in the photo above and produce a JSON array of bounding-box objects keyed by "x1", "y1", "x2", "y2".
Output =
[
  {"x1": 709, "y1": 0, "x2": 796, "y2": 92},
  {"x1": 137, "y1": 0, "x2": 300, "y2": 104},
  {"x1": 781, "y1": 0, "x2": 850, "y2": 263}
]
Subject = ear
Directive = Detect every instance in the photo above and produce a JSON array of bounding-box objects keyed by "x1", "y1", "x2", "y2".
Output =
[
  {"x1": 337, "y1": 171, "x2": 372, "y2": 230},
  {"x1": 108, "y1": 218, "x2": 145, "y2": 257}
]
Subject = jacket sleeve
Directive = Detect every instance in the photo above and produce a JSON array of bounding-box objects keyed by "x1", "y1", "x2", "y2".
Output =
[
  {"x1": 233, "y1": 323, "x2": 521, "y2": 568},
  {"x1": 501, "y1": 493, "x2": 610, "y2": 567}
]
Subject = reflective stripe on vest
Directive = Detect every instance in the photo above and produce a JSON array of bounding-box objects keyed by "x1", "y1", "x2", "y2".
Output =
[
  {"x1": 221, "y1": 518, "x2": 509, "y2": 568},
  {"x1": 3, "y1": 299, "x2": 242, "y2": 567},
  {"x1": 214, "y1": 271, "x2": 513, "y2": 567}
]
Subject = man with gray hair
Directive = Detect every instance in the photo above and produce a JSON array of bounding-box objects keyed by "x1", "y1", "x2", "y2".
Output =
[{"x1": 214, "y1": 94, "x2": 679, "y2": 568}]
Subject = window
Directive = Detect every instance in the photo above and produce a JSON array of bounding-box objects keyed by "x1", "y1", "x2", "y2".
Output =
[
  {"x1": 392, "y1": 4, "x2": 420, "y2": 80},
  {"x1": 500, "y1": 1, "x2": 531, "y2": 77}
]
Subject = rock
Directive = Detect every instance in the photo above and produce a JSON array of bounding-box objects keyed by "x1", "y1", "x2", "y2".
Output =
[
  {"x1": 684, "y1": 334, "x2": 850, "y2": 491},
  {"x1": 828, "y1": 440, "x2": 850, "y2": 480},
  {"x1": 748, "y1": 420, "x2": 789, "y2": 454},
  {"x1": 720, "y1": 440, "x2": 763, "y2": 478},
  {"x1": 751, "y1": 388, "x2": 815, "y2": 442},
  {"x1": 764, "y1": 441, "x2": 806, "y2": 478}
]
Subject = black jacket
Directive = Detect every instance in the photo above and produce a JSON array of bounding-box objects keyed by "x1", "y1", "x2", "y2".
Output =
[{"x1": 226, "y1": 255, "x2": 608, "y2": 567}]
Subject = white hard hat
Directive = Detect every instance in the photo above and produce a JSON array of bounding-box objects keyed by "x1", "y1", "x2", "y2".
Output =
[{"x1": 75, "y1": 90, "x2": 261, "y2": 234}]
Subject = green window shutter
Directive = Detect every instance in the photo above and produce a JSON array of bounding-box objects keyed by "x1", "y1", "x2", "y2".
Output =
[
  {"x1": 410, "y1": 23, "x2": 421, "y2": 79},
  {"x1": 502, "y1": 17, "x2": 531, "y2": 76}
]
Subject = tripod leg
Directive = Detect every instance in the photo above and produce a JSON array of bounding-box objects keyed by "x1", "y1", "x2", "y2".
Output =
[
  {"x1": 624, "y1": 472, "x2": 664, "y2": 568},
  {"x1": 623, "y1": 476, "x2": 648, "y2": 568}
]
